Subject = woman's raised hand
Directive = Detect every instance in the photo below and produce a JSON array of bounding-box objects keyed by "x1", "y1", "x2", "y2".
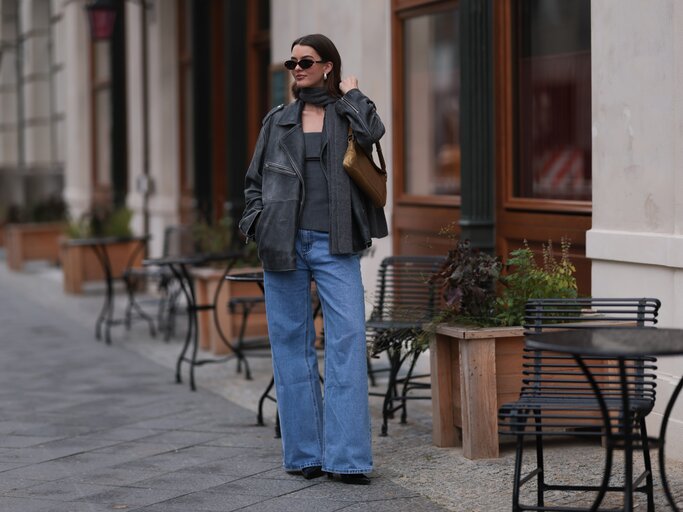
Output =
[{"x1": 340, "y1": 76, "x2": 358, "y2": 95}]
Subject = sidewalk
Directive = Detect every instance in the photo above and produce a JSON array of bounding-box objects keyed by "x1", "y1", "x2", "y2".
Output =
[{"x1": 1, "y1": 257, "x2": 682, "y2": 511}]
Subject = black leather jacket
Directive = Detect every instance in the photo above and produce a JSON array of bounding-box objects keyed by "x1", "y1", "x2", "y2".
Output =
[{"x1": 239, "y1": 89, "x2": 388, "y2": 271}]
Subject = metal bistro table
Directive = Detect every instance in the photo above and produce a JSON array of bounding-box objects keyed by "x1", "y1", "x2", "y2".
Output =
[
  {"x1": 526, "y1": 328, "x2": 683, "y2": 511},
  {"x1": 223, "y1": 271, "x2": 280, "y2": 436},
  {"x1": 65, "y1": 235, "x2": 150, "y2": 344},
  {"x1": 143, "y1": 252, "x2": 245, "y2": 391}
]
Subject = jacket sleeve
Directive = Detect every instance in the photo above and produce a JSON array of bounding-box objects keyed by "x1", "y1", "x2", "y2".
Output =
[
  {"x1": 238, "y1": 115, "x2": 273, "y2": 241},
  {"x1": 335, "y1": 88, "x2": 385, "y2": 152}
]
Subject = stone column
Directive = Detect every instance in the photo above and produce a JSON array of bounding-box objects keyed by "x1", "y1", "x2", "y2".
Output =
[
  {"x1": 458, "y1": 0, "x2": 494, "y2": 252},
  {"x1": 62, "y1": 0, "x2": 91, "y2": 217},
  {"x1": 126, "y1": 0, "x2": 179, "y2": 256}
]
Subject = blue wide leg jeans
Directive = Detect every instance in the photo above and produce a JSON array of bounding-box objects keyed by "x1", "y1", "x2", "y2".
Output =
[{"x1": 263, "y1": 229, "x2": 372, "y2": 474}]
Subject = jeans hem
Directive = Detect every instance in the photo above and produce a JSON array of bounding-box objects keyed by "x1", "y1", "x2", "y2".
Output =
[
  {"x1": 322, "y1": 467, "x2": 373, "y2": 474},
  {"x1": 283, "y1": 462, "x2": 323, "y2": 472}
]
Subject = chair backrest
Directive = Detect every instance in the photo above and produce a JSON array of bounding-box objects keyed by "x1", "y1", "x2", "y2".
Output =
[
  {"x1": 369, "y1": 255, "x2": 445, "y2": 323},
  {"x1": 162, "y1": 225, "x2": 199, "y2": 258},
  {"x1": 524, "y1": 297, "x2": 660, "y2": 333},
  {"x1": 520, "y1": 298, "x2": 660, "y2": 404}
]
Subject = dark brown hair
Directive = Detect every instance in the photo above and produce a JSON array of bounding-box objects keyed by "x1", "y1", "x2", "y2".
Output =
[{"x1": 290, "y1": 34, "x2": 343, "y2": 99}]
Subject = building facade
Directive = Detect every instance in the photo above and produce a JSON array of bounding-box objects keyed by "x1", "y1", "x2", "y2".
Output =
[{"x1": 0, "y1": 0, "x2": 681, "y2": 459}]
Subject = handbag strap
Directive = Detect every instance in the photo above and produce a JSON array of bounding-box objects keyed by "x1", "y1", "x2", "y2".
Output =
[{"x1": 347, "y1": 127, "x2": 387, "y2": 175}]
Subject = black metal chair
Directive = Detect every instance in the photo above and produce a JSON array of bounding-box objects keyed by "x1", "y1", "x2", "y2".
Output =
[
  {"x1": 123, "y1": 225, "x2": 197, "y2": 339},
  {"x1": 498, "y1": 298, "x2": 661, "y2": 512},
  {"x1": 366, "y1": 255, "x2": 445, "y2": 436}
]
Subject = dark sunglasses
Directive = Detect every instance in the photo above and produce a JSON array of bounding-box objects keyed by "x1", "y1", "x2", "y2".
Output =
[{"x1": 284, "y1": 58, "x2": 325, "y2": 70}]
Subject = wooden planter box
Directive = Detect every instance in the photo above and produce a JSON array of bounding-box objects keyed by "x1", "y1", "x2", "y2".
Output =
[
  {"x1": 430, "y1": 324, "x2": 525, "y2": 460},
  {"x1": 192, "y1": 267, "x2": 269, "y2": 355},
  {"x1": 5, "y1": 222, "x2": 66, "y2": 271},
  {"x1": 429, "y1": 322, "x2": 625, "y2": 460},
  {"x1": 60, "y1": 238, "x2": 144, "y2": 294}
]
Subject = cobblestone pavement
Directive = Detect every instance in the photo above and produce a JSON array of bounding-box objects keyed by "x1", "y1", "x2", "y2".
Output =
[{"x1": 1, "y1": 257, "x2": 682, "y2": 511}]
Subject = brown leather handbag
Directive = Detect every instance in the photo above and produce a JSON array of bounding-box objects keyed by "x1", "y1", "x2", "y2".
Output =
[{"x1": 343, "y1": 128, "x2": 388, "y2": 208}]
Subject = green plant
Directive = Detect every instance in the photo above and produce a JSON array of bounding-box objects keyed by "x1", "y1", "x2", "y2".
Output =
[
  {"x1": 66, "y1": 204, "x2": 133, "y2": 239},
  {"x1": 192, "y1": 216, "x2": 235, "y2": 255},
  {"x1": 5, "y1": 195, "x2": 68, "y2": 224},
  {"x1": 429, "y1": 233, "x2": 577, "y2": 328},
  {"x1": 495, "y1": 239, "x2": 577, "y2": 326},
  {"x1": 192, "y1": 215, "x2": 262, "y2": 268}
]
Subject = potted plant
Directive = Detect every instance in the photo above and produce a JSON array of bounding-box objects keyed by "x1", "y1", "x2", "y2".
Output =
[
  {"x1": 4, "y1": 196, "x2": 68, "y2": 271},
  {"x1": 189, "y1": 216, "x2": 267, "y2": 356},
  {"x1": 60, "y1": 204, "x2": 142, "y2": 294},
  {"x1": 418, "y1": 225, "x2": 577, "y2": 459}
]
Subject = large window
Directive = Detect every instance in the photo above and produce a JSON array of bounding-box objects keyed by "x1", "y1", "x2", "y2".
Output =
[
  {"x1": 92, "y1": 39, "x2": 112, "y2": 194},
  {"x1": 402, "y1": 4, "x2": 460, "y2": 198},
  {"x1": 178, "y1": 0, "x2": 194, "y2": 207},
  {"x1": 514, "y1": 0, "x2": 591, "y2": 202}
]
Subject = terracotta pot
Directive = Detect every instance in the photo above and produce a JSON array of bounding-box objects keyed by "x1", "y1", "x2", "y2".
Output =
[
  {"x1": 5, "y1": 222, "x2": 66, "y2": 271},
  {"x1": 192, "y1": 266, "x2": 268, "y2": 355},
  {"x1": 60, "y1": 237, "x2": 144, "y2": 294}
]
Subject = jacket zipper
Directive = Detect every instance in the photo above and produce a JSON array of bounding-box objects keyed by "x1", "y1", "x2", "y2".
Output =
[
  {"x1": 265, "y1": 162, "x2": 296, "y2": 176},
  {"x1": 341, "y1": 96, "x2": 371, "y2": 135}
]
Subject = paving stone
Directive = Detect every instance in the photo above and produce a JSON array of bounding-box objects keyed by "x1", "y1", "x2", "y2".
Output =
[
  {"x1": 204, "y1": 475, "x2": 319, "y2": 496},
  {"x1": 126, "y1": 469, "x2": 242, "y2": 492},
  {"x1": 75, "y1": 486, "x2": 187, "y2": 508},
  {"x1": 140, "y1": 490, "x2": 267, "y2": 511},
  {"x1": 4, "y1": 481, "x2": 119, "y2": 501},
  {"x1": 233, "y1": 495, "x2": 351, "y2": 511}
]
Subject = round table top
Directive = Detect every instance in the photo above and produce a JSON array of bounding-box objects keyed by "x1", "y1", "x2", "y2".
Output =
[
  {"x1": 224, "y1": 271, "x2": 264, "y2": 283},
  {"x1": 526, "y1": 327, "x2": 683, "y2": 357},
  {"x1": 143, "y1": 251, "x2": 242, "y2": 267},
  {"x1": 65, "y1": 235, "x2": 149, "y2": 247}
]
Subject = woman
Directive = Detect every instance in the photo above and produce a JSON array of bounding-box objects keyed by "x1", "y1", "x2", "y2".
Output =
[{"x1": 239, "y1": 33, "x2": 387, "y2": 485}]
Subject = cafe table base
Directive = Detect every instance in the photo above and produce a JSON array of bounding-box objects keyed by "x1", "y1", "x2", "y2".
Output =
[{"x1": 526, "y1": 328, "x2": 683, "y2": 512}]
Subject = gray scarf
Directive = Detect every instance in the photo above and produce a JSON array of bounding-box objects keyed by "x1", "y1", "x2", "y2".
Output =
[{"x1": 298, "y1": 88, "x2": 354, "y2": 254}]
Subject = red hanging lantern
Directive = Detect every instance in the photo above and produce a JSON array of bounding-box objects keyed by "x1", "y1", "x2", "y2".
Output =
[{"x1": 85, "y1": 0, "x2": 118, "y2": 41}]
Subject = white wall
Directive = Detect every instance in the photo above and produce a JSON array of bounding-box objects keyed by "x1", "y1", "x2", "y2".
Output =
[
  {"x1": 589, "y1": 0, "x2": 683, "y2": 460},
  {"x1": 270, "y1": 0, "x2": 393, "y2": 307}
]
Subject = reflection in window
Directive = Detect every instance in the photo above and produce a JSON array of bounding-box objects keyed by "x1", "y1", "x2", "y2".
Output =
[
  {"x1": 93, "y1": 39, "x2": 112, "y2": 189},
  {"x1": 516, "y1": 0, "x2": 591, "y2": 201},
  {"x1": 403, "y1": 7, "x2": 460, "y2": 196},
  {"x1": 96, "y1": 89, "x2": 111, "y2": 187},
  {"x1": 179, "y1": 0, "x2": 194, "y2": 191}
]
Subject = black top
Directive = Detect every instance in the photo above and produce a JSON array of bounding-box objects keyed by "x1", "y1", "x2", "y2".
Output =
[
  {"x1": 299, "y1": 132, "x2": 329, "y2": 232},
  {"x1": 525, "y1": 328, "x2": 683, "y2": 357}
]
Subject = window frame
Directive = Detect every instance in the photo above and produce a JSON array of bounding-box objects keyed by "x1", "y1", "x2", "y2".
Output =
[
  {"x1": 496, "y1": 0, "x2": 592, "y2": 215},
  {"x1": 392, "y1": 0, "x2": 461, "y2": 208}
]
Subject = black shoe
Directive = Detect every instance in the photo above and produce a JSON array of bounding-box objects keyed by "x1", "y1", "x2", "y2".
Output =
[
  {"x1": 331, "y1": 473, "x2": 371, "y2": 485},
  {"x1": 301, "y1": 465, "x2": 324, "y2": 480}
]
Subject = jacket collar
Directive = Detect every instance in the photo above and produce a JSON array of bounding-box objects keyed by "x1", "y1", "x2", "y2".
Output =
[{"x1": 276, "y1": 100, "x2": 304, "y2": 127}]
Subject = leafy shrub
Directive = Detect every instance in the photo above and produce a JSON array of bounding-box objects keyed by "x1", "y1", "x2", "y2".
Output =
[
  {"x1": 431, "y1": 233, "x2": 577, "y2": 328},
  {"x1": 66, "y1": 205, "x2": 133, "y2": 239},
  {"x1": 192, "y1": 215, "x2": 261, "y2": 268},
  {"x1": 494, "y1": 239, "x2": 577, "y2": 326},
  {"x1": 429, "y1": 239, "x2": 501, "y2": 325},
  {"x1": 5, "y1": 195, "x2": 68, "y2": 224}
]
